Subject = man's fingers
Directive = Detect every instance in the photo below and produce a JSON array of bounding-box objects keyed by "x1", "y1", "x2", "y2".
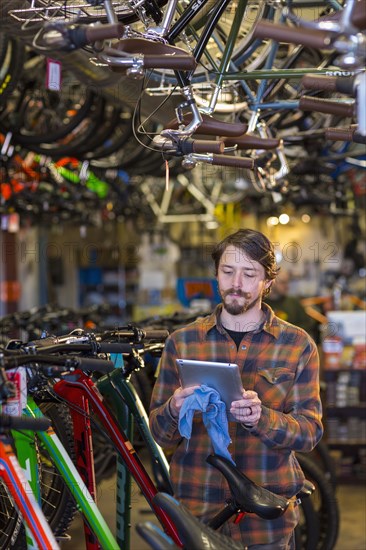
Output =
[{"x1": 180, "y1": 385, "x2": 200, "y2": 396}]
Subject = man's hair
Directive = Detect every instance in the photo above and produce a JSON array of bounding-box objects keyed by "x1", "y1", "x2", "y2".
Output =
[{"x1": 211, "y1": 229, "x2": 279, "y2": 296}]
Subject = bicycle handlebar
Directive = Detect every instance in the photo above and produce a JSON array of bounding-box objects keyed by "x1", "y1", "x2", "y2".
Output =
[
  {"x1": 253, "y1": 20, "x2": 333, "y2": 50},
  {"x1": 211, "y1": 155, "x2": 256, "y2": 169},
  {"x1": 0, "y1": 413, "x2": 51, "y2": 432},
  {"x1": 43, "y1": 23, "x2": 124, "y2": 50},
  {"x1": 1, "y1": 354, "x2": 115, "y2": 374},
  {"x1": 27, "y1": 342, "x2": 133, "y2": 355},
  {"x1": 184, "y1": 139, "x2": 224, "y2": 154},
  {"x1": 326, "y1": 126, "x2": 366, "y2": 144},
  {"x1": 299, "y1": 96, "x2": 355, "y2": 117},
  {"x1": 154, "y1": 136, "x2": 225, "y2": 155},
  {"x1": 223, "y1": 135, "x2": 280, "y2": 150},
  {"x1": 166, "y1": 114, "x2": 248, "y2": 138},
  {"x1": 102, "y1": 328, "x2": 170, "y2": 342},
  {"x1": 301, "y1": 74, "x2": 356, "y2": 95}
]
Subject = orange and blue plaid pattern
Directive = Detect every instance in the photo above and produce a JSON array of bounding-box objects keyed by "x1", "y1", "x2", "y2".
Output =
[{"x1": 149, "y1": 303, "x2": 323, "y2": 546}]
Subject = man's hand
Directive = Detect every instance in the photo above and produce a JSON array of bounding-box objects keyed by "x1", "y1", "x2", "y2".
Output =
[
  {"x1": 169, "y1": 386, "x2": 200, "y2": 418},
  {"x1": 230, "y1": 390, "x2": 262, "y2": 427}
]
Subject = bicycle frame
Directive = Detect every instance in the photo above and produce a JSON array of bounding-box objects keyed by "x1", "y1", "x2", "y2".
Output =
[
  {"x1": 12, "y1": 397, "x2": 119, "y2": 549},
  {"x1": 150, "y1": 0, "x2": 347, "y2": 113},
  {"x1": 52, "y1": 369, "x2": 181, "y2": 548},
  {"x1": 96, "y1": 365, "x2": 173, "y2": 547},
  {"x1": 0, "y1": 433, "x2": 60, "y2": 550}
]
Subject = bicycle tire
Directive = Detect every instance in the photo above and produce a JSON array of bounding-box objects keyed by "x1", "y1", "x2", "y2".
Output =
[
  {"x1": 295, "y1": 492, "x2": 320, "y2": 550},
  {"x1": 0, "y1": 36, "x2": 25, "y2": 106},
  {"x1": 16, "y1": 94, "x2": 107, "y2": 157},
  {"x1": 296, "y1": 453, "x2": 340, "y2": 550},
  {"x1": 84, "y1": 107, "x2": 134, "y2": 160},
  {"x1": 298, "y1": 440, "x2": 338, "y2": 492},
  {"x1": 36, "y1": 401, "x2": 78, "y2": 537},
  {"x1": 0, "y1": 52, "x2": 97, "y2": 146}
]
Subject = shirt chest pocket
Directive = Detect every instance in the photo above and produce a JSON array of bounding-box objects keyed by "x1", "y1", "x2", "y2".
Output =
[{"x1": 256, "y1": 368, "x2": 296, "y2": 409}]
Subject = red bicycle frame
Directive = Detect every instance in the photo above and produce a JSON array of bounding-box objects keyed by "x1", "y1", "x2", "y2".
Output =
[
  {"x1": 52, "y1": 370, "x2": 181, "y2": 548},
  {"x1": 0, "y1": 435, "x2": 60, "y2": 550}
]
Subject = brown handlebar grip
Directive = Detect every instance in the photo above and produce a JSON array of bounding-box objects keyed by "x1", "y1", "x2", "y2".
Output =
[
  {"x1": 192, "y1": 140, "x2": 225, "y2": 154},
  {"x1": 351, "y1": 0, "x2": 366, "y2": 30},
  {"x1": 301, "y1": 75, "x2": 338, "y2": 92},
  {"x1": 299, "y1": 96, "x2": 355, "y2": 117},
  {"x1": 301, "y1": 75, "x2": 355, "y2": 95},
  {"x1": 253, "y1": 20, "x2": 333, "y2": 49},
  {"x1": 211, "y1": 155, "x2": 256, "y2": 169},
  {"x1": 325, "y1": 126, "x2": 356, "y2": 141},
  {"x1": 223, "y1": 134, "x2": 280, "y2": 150},
  {"x1": 143, "y1": 55, "x2": 197, "y2": 71},
  {"x1": 142, "y1": 329, "x2": 170, "y2": 340},
  {"x1": 85, "y1": 23, "x2": 124, "y2": 42},
  {"x1": 166, "y1": 114, "x2": 247, "y2": 137}
]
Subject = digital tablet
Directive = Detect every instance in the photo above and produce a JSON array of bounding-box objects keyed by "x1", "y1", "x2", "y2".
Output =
[{"x1": 176, "y1": 359, "x2": 244, "y2": 411}]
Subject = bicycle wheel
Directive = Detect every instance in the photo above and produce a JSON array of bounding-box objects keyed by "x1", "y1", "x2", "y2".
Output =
[
  {"x1": 0, "y1": 51, "x2": 97, "y2": 147},
  {"x1": 0, "y1": 479, "x2": 25, "y2": 548},
  {"x1": 295, "y1": 493, "x2": 320, "y2": 550},
  {"x1": 0, "y1": 35, "x2": 25, "y2": 106},
  {"x1": 36, "y1": 401, "x2": 77, "y2": 537},
  {"x1": 296, "y1": 453, "x2": 340, "y2": 550},
  {"x1": 298, "y1": 440, "x2": 338, "y2": 492},
  {"x1": 3, "y1": 0, "x2": 169, "y2": 27}
]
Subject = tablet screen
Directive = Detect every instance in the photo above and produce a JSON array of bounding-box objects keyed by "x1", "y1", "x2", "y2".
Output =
[{"x1": 176, "y1": 358, "x2": 243, "y2": 410}]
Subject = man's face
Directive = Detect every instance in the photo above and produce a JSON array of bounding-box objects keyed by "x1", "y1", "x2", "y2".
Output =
[{"x1": 217, "y1": 246, "x2": 270, "y2": 315}]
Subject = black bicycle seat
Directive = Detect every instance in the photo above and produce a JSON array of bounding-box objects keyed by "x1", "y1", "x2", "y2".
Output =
[
  {"x1": 153, "y1": 492, "x2": 243, "y2": 550},
  {"x1": 206, "y1": 454, "x2": 290, "y2": 520},
  {"x1": 297, "y1": 479, "x2": 316, "y2": 500},
  {"x1": 136, "y1": 520, "x2": 180, "y2": 550}
]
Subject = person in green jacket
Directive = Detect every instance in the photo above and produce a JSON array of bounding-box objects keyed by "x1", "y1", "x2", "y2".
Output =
[{"x1": 265, "y1": 269, "x2": 317, "y2": 339}]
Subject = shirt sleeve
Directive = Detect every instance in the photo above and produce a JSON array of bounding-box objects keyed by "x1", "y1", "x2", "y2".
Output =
[
  {"x1": 248, "y1": 340, "x2": 323, "y2": 452},
  {"x1": 149, "y1": 335, "x2": 183, "y2": 448}
]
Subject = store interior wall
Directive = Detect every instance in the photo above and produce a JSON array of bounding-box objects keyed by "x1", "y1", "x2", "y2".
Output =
[{"x1": 7, "y1": 211, "x2": 365, "y2": 316}]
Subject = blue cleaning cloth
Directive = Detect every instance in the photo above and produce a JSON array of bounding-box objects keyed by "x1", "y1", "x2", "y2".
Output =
[{"x1": 178, "y1": 385, "x2": 236, "y2": 465}]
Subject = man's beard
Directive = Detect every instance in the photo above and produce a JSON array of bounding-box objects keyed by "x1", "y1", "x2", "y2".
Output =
[{"x1": 221, "y1": 289, "x2": 261, "y2": 315}]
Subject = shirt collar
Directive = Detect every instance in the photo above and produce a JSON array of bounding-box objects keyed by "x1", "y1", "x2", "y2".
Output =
[{"x1": 199, "y1": 302, "x2": 281, "y2": 341}]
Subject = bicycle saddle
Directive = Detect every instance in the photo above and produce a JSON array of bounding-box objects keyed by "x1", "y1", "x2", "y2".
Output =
[
  {"x1": 152, "y1": 492, "x2": 243, "y2": 550},
  {"x1": 206, "y1": 454, "x2": 289, "y2": 520},
  {"x1": 136, "y1": 520, "x2": 180, "y2": 550},
  {"x1": 297, "y1": 479, "x2": 316, "y2": 500}
]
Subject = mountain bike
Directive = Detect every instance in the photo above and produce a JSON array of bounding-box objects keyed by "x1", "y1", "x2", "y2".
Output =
[{"x1": 0, "y1": 366, "x2": 61, "y2": 549}]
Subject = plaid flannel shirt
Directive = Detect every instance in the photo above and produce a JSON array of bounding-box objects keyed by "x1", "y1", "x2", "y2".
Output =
[{"x1": 149, "y1": 303, "x2": 323, "y2": 546}]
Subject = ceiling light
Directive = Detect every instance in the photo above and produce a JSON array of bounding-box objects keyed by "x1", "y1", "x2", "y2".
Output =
[{"x1": 279, "y1": 213, "x2": 290, "y2": 224}]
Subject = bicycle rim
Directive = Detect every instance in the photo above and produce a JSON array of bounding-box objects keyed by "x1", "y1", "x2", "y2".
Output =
[{"x1": 0, "y1": 479, "x2": 24, "y2": 548}]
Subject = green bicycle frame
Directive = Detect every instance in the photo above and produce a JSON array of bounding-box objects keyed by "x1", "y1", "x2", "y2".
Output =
[
  {"x1": 13, "y1": 397, "x2": 119, "y2": 550},
  {"x1": 96, "y1": 366, "x2": 172, "y2": 549}
]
